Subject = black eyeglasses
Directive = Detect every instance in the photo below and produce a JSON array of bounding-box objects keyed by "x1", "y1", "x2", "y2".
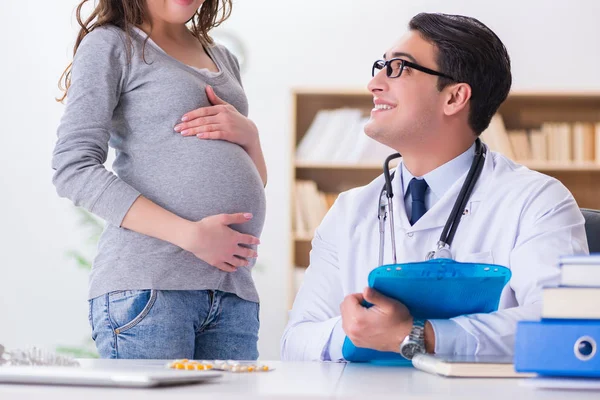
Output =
[{"x1": 372, "y1": 58, "x2": 455, "y2": 81}]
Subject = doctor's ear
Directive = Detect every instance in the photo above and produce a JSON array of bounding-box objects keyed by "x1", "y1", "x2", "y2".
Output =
[{"x1": 442, "y1": 82, "x2": 471, "y2": 117}]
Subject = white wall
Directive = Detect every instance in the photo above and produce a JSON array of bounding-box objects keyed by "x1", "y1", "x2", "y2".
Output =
[{"x1": 1, "y1": 0, "x2": 599, "y2": 360}]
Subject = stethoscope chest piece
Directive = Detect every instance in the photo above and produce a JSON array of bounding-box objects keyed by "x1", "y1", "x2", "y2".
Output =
[{"x1": 426, "y1": 244, "x2": 453, "y2": 260}]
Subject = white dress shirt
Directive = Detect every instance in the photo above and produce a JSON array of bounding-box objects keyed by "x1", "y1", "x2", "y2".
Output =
[
  {"x1": 402, "y1": 143, "x2": 475, "y2": 217},
  {"x1": 281, "y1": 146, "x2": 589, "y2": 361}
]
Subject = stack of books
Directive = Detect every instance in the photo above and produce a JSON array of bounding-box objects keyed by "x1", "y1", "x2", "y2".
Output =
[
  {"x1": 481, "y1": 114, "x2": 600, "y2": 164},
  {"x1": 514, "y1": 254, "x2": 600, "y2": 377}
]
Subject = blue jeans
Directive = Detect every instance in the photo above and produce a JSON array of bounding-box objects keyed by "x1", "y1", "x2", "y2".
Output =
[{"x1": 88, "y1": 290, "x2": 259, "y2": 360}]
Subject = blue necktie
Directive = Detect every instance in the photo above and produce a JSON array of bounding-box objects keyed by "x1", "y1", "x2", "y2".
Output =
[{"x1": 409, "y1": 178, "x2": 428, "y2": 225}]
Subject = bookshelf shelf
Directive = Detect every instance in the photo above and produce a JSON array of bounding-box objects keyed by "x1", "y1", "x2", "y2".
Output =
[
  {"x1": 297, "y1": 161, "x2": 600, "y2": 172},
  {"x1": 294, "y1": 235, "x2": 313, "y2": 242},
  {"x1": 296, "y1": 166, "x2": 385, "y2": 193},
  {"x1": 289, "y1": 89, "x2": 600, "y2": 307},
  {"x1": 521, "y1": 162, "x2": 600, "y2": 172},
  {"x1": 296, "y1": 162, "x2": 383, "y2": 169}
]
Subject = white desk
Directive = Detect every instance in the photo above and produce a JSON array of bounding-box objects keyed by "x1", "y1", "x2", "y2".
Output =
[
  {"x1": 337, "y1": 363, "x2": 599, "y2": 399},
  {"x1": 0, "y1": 359, "x2": 598, "y2": 399}
]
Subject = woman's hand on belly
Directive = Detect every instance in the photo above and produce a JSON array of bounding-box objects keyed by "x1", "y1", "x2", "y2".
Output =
[
  {"x1": 176, "y1": 85, "x2": 259, "y2": 150},
  {"x1": 174, "y1": 86, "x2": 268, "y2": 186},
  {"x1": 178, "y1": 212, "x2": 260, "y2": 273}
]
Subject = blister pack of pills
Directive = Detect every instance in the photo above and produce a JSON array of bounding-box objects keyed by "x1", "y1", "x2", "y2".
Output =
[{"x1": 166, "y1": 359, "x2": 273, "y2": 372}]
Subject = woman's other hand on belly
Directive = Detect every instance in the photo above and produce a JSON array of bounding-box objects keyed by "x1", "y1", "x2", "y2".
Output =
[{"x1": 177, "y1": 212, "x2": 260, "y2": 273}]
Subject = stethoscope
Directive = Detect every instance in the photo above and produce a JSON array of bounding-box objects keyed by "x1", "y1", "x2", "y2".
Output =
[{"x1": 378, "y1": 138, "x2": 487, "y2": 266}]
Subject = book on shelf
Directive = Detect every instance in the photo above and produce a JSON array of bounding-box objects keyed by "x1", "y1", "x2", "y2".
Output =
[
  {"x1": 293, "y1": 180, "x2": 330, "y2": 238},
  {"x1": 295, "y1": 108, "x2": 396, "y2": 164},
  {"x1": 572, "y1": 122, "x2": 595, "y2": 162},
  {"x1": 507, "y1": 129, "x2": 531, "y2": 161},
  {"x1": 293, "y1": 188, "x2": 309, "y2": 238},
  {"x1": 596, "y1": 122, "x2": 600, "y2": 164},
  {"x1": 480, "y1": 114, "x2": 515, "y2": 160},
  {"x1": 528, "y1": 129, "x2": 547, "y2": 162},
  {"x1": 543, "y1": 122, "x2": 572, "y2": 162}
]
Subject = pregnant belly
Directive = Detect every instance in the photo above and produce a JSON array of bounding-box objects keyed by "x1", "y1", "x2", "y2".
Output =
[{"x1": 120, "y1": 139, "x2": 266, "y2": 236}]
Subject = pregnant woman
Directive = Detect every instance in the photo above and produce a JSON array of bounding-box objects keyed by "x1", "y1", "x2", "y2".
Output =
[{"x1": 52, "y1": 0, "x2": 267, "y2": 360}]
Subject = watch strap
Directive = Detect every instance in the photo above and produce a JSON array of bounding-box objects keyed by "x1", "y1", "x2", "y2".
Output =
[{"x1": 410, "y1": 319, "x2": 426, "y2": 345}]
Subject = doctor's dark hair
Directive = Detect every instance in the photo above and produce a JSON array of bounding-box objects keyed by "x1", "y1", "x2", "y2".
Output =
[
  {"x1": 408, "y1": 13, "x2": 512, "y2": 135},
  {"x1": 57, "y1": 0, "x2": 232, "y2": 103}
]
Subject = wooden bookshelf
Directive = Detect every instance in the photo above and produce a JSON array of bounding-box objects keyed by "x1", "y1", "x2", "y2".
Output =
[{"x1": 289, "y1": 89, "x2": 600, "y2": 306}]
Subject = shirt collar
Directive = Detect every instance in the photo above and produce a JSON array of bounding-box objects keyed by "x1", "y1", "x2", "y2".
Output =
[{"x1": 401, "y1": 142, "x2": 476, "y2": 199}]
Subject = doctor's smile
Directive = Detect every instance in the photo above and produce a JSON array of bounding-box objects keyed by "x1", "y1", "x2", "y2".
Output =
[{"x1": 372, "y1": 99, "x2": 397, "y2": 114}]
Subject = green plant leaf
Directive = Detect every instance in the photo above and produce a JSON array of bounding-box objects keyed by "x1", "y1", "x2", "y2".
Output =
[
  {"x1": 65, "y1": 250, "x2": 92, "y2": 271},
  {"x1": 75, "y1": 208, "x2": 104, "y2": 237},
  {"x1": 55, "y1": 346, "x2": 99, "y2": 359}
]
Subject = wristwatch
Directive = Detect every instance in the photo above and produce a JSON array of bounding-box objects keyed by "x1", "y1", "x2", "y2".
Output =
[{"x1": 399, "y1": 319, "x2": 426, "y2": 360}]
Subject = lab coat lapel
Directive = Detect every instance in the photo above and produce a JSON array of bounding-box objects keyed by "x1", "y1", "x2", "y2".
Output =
[{"x1": 391, "y1": 163, "x2": 411, "y2": 232}]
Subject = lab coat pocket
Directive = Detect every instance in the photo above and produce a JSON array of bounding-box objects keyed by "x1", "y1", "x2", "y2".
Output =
[
  {"x1": 464, "y1": 200, "x2": 480, "y2": 217},
  {"x1": 462, "y1": 250, "x2": 494, "y2": 264}
]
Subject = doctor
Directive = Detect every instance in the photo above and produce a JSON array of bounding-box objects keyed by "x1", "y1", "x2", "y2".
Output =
[{"x1": 281, "y1": 13, "x2": 589, "y2": 361}]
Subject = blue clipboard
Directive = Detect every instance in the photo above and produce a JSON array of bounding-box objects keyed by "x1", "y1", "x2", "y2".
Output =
[{"x1": 342, "y1": 258, "x2": 511, "y2": 364}]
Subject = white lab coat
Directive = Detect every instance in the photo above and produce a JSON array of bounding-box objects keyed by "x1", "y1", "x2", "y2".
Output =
[{"x1": 281, "y1": 150, "x2": 589, "y2": 361}]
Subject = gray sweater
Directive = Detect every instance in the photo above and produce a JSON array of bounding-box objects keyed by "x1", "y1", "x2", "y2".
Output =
[{"x1": 52, "y1": 26, "x2": 266, "y2": 302}]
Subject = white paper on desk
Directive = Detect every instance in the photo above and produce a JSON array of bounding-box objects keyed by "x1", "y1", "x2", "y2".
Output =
[{"x1": 521, "y1": 377, "x2": 600, "y2": 390}]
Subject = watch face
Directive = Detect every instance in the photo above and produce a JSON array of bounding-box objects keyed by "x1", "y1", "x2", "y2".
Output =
[{"x1": 400, "y1": 342, "x2": 423, "y2": 360}]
